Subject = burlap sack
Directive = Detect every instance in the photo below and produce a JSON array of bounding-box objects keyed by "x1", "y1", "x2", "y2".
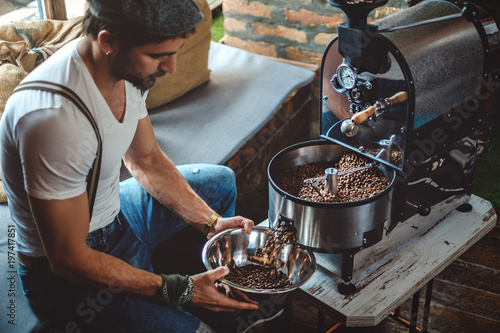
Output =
[
  {"x1": 0, "y1": 17, "x2": 83, "y2": 117},
  {"x1": 146, "y1": 0, "x2": 212, "y2": 109},
  {"x1": 0, "y1": 17, "x2": 83, "y2": 202}
]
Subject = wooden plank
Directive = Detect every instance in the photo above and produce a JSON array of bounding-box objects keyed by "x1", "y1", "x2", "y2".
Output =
[
  {"x1": 310, "y1": 194, "x2": 471, "y2": 304},
  {"x1": 456, "y1": 242, "x2": 500, "y2": 270},
  {"x1": 475, "y1": 213, "x2": 500, "y2": 248},
  {"x1": 43, "y1": 0, "x2": 66, "y2": 20},
  {"x1": 314, "y1": 194, "x2": 471, "y2": 278},
  {"x1": 299, "y1": 195, "x2": 497, "y2": 327},
  {"x1": 426, "y1": 303, "x2": 500, "y2": 333},
  {"x1": 436, "y1": 260, "x2": 500, "y2": 294},
  {"x1": 431, "y1": 278, "x2": 500, "y2": 320}
]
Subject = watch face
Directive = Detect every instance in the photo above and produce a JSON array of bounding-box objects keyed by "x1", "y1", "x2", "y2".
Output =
[{"x1": 337, "y1": 64, "x2": 357, "y2": 89}]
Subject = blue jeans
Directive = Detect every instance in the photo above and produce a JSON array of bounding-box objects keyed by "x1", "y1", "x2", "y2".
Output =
[{"x1": 18, "y1": 164, "x2": 236, "y2": 333}]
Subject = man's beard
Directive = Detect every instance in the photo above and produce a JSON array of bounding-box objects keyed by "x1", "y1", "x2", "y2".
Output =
[
  {"x1": 126, "y1": 70, "x2": 167, "y2": 91},
  {"x1": 110, "y1": 51, "x2": 167, "y2": 91}
]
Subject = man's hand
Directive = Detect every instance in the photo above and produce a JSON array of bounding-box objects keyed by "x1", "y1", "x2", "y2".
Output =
[
  {"x1": 208, "y1": 216, "x2": 254, "y2": 238},
  {"x1": 189, "y1": 267, "x2": 259, "y2": 312}
]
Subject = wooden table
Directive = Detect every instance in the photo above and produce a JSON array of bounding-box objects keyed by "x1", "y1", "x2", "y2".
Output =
[{"x1": 297, "y1": 194, "x2": 497, "y2": 330}]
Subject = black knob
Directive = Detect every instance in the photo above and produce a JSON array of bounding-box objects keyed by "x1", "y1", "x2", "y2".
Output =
[
  {"x1": 406, "y1": 201, "x2": 431, "y2": 216},
  {"x1": 417, "y1": 204, "x2": 431, "y2": 216}
]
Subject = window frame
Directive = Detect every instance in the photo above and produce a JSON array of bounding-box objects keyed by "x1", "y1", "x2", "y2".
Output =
[{"x1": 42, "y1": 0, "x2": 67, "y2": 20}]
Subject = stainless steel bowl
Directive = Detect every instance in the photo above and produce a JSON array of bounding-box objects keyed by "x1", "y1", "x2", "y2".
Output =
[{"x1": 202, "y1": 226, "x2": 316, "y2": 295}]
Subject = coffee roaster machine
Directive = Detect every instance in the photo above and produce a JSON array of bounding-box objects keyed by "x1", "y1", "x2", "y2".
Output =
[{"x1": 267, "y1": 0, "x2": 499, "y2": 294}]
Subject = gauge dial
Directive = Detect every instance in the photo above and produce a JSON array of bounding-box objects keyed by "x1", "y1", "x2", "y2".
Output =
[{"x1": 336, "y1": 64, "x2": 357, "y2": 89}]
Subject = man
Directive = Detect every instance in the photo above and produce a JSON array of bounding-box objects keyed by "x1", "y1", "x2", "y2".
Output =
[{"x1": 0, "y1": 0, "x2": 258, "y2": 332}]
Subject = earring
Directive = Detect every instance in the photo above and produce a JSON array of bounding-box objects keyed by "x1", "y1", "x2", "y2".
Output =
[{"x1": 106, "y1": 51, "x2": 111, "y2": 56}]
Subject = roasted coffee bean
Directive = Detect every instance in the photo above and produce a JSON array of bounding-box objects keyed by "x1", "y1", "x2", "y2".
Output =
[
  {"x1": 275, "y1": 152, "x2": 390, "y2": 203},
  {"x1": 262, "y1": 224, "x2": 297, "y2": 268},
  {"x1": 225, "y1": 225, "x2": 298, "y2": 289},
  {"x1": 225, "y1": 264, "x2": 291, "y2": 289}
]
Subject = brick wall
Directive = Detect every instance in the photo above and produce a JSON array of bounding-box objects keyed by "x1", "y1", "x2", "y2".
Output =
[{"x1": 221, "y1": 0, "x2": 411, "y2": 65}]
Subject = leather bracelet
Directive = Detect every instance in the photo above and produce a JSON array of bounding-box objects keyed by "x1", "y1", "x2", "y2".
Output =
[{"x1": 202, "y1": 213, "x2": 220, "y2": 237}]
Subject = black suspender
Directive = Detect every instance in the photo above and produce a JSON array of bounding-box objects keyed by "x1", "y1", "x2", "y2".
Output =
[{"x1": 13, "y1": 80, "x2": 102, "y2": 220}]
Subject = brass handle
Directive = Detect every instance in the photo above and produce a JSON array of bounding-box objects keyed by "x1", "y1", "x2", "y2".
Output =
[{"x1": 351, "y1": 91, "x2": 408, "y2": 125}]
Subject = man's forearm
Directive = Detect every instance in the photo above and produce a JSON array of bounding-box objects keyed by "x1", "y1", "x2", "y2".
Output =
[
  {"x1": 29, "y1": 192, "x2": 162, "y2": 298},
  {"x1": 124, "y1": 147, "x2": 215, "y2": 231},
  {"x1": 52, "y1": 245, "x2": 163, "y2": 298}
]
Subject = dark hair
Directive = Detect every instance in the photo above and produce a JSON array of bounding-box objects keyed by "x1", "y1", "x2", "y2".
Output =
[{"x1": 81, "y1": 9, "x2": 192, "y2": 50}]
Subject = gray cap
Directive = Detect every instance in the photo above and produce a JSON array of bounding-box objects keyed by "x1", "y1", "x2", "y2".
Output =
[{"x1": 88, "y1": 0, "x2": 203, "y2": 37}]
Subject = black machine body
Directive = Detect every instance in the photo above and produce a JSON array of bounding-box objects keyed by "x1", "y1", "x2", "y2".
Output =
[{"x1": 320, "y1": 0, "x2": 499, "y2": 232}]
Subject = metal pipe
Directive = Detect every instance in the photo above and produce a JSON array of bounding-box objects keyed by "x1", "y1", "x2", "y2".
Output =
[
  {"x1": 422, "y1": 279, "x2": 434, "y2": 333},
  {"x1": 377, "y1": 139, "x2": 393, "y2": 162},
  {"x1": 37, "y1": 0, "x2": 43, "y2": 19}
]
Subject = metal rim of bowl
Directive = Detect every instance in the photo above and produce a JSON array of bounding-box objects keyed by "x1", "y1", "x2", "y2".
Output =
[{"x1": 202, "y1": 226, "x2": 316, "y2": 294}]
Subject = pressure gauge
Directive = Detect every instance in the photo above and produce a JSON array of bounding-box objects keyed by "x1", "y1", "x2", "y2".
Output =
[{"x1": 336, "y1": 63, "x2": 357, "y2": 89}]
